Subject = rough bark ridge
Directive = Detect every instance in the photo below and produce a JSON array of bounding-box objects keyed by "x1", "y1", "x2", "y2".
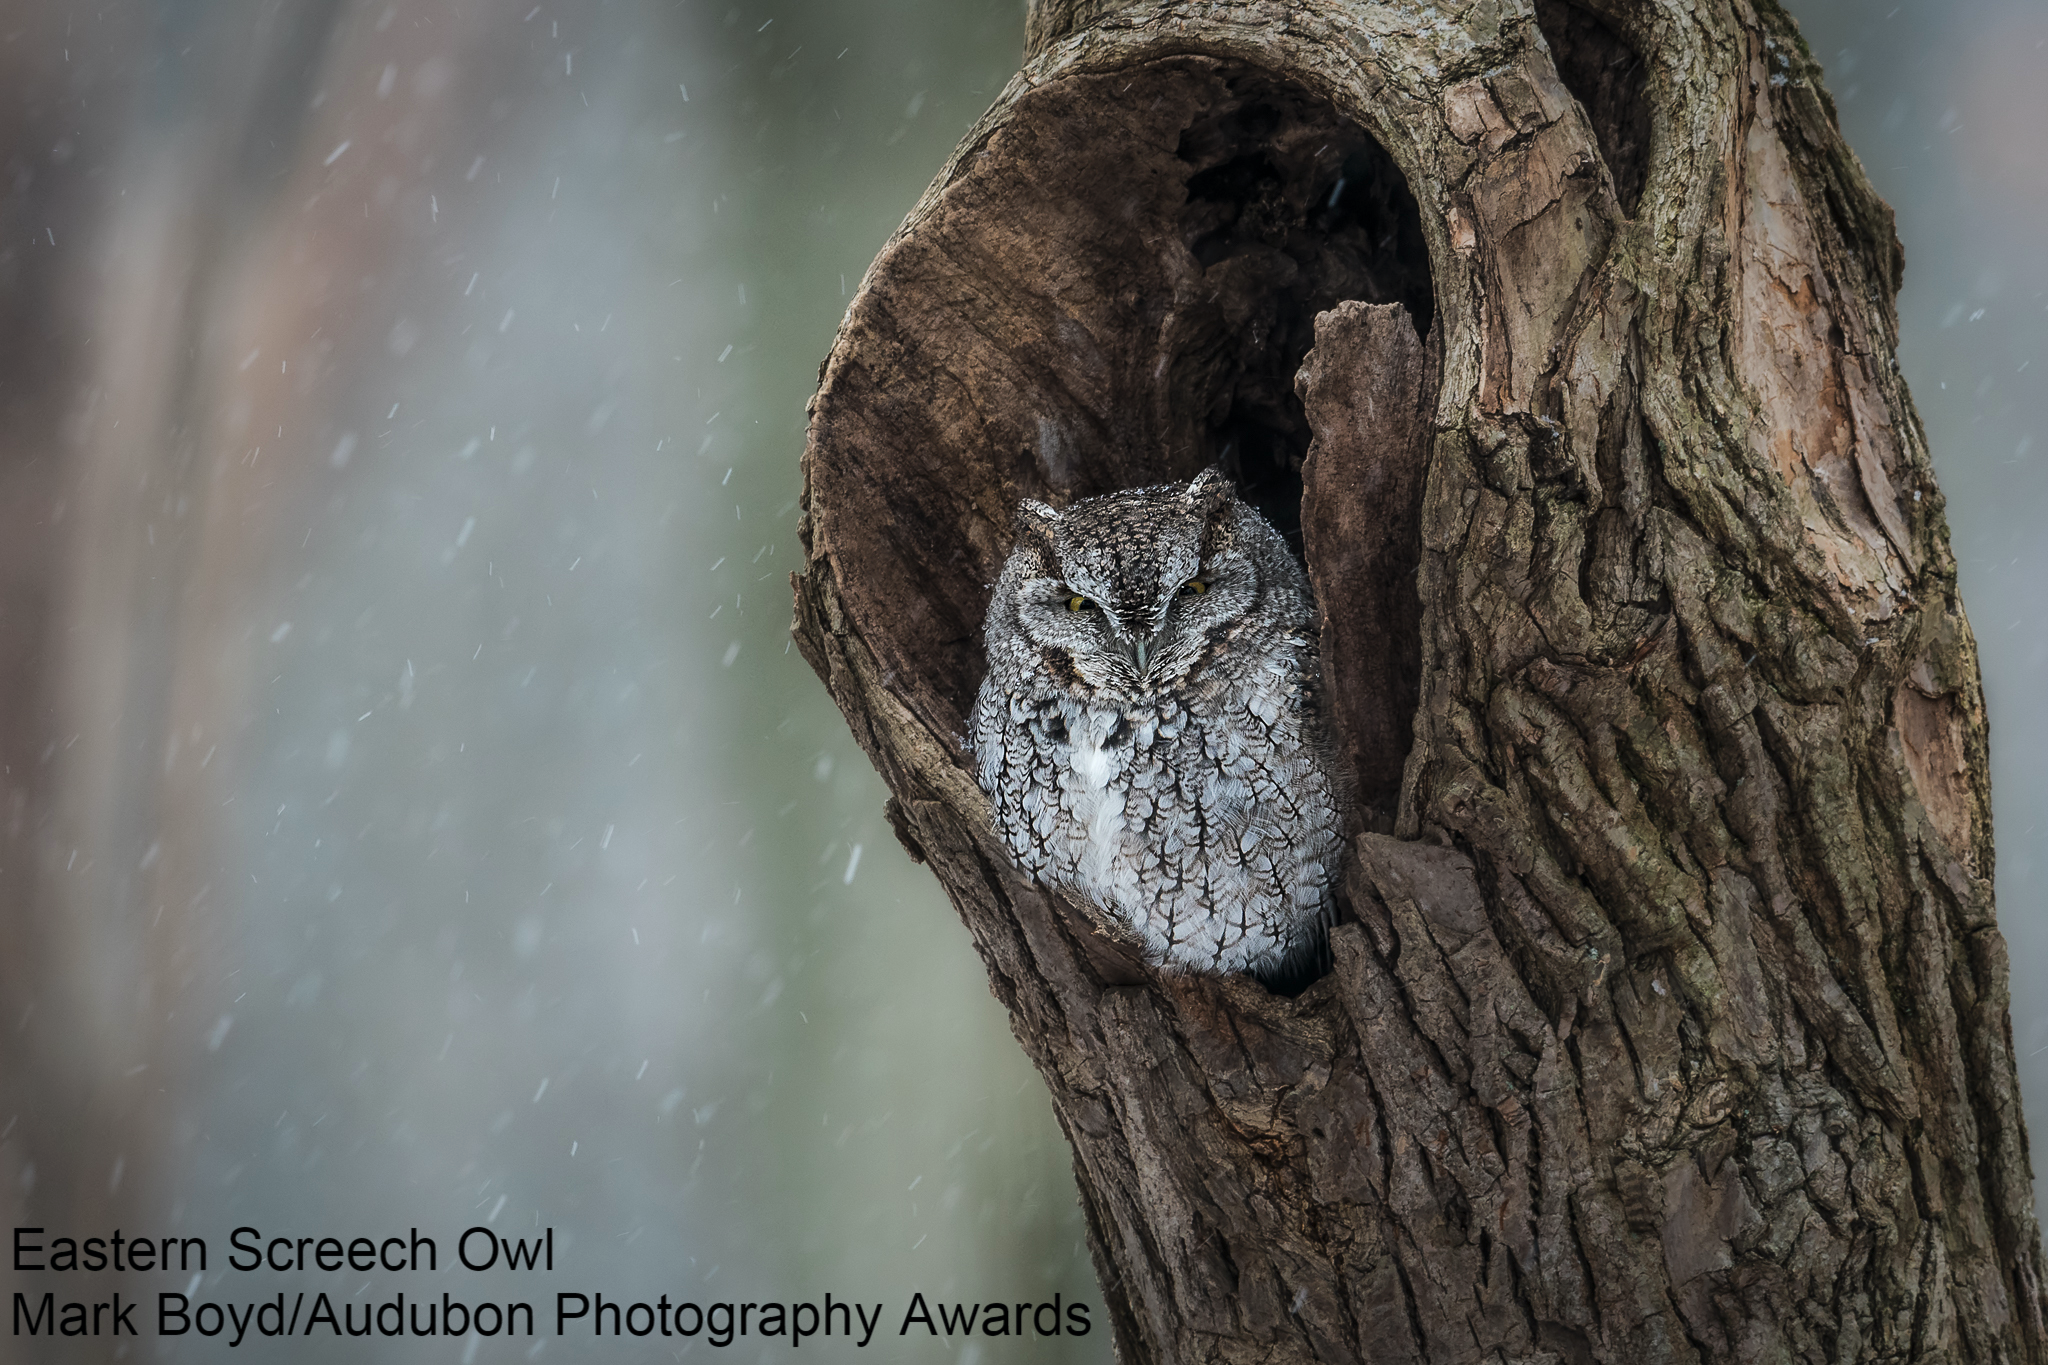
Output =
[{"x1": 792, "y1": 1, "x2": 2043, "y2": 1360}]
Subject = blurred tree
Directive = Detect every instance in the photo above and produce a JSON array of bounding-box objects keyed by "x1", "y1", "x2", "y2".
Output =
[
  {"x1": 795, "y1": 0, "x2": 2046, "y2": 1361},
  {"x1": 3, "y1": 8, "x2": 1109, "y2": 1359}
]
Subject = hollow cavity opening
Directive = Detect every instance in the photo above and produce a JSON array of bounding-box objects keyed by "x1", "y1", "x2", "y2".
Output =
[
  {"x1": 1532, "y1": 0, "x2": 1652, "y2": 216},
  {"x1": 796, "y1": 57, "x2": 1439, "y2": 775}
]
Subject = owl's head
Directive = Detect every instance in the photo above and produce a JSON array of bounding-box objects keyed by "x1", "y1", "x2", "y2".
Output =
[{"x1": 986, "y1": 467, "x2": 1310, "y2": 699}]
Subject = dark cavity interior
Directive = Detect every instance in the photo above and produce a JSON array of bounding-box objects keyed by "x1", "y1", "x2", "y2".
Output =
[
  {"x1": 1170, "y1": 74, "x2": 1432, "y2": 548},
  {"x1": 1532, "y1": 0, "x2": 1652, "y2": 216}
]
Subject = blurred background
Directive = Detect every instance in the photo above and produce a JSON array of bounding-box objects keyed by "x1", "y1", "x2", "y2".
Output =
[{"x1": 0, "y1": 1, "x2": 2039, "y2": 1361}]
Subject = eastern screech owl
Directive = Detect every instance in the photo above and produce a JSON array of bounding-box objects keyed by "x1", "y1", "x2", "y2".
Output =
[{"x1": 970, "y1": 468, "x2": 1344, "y2": 984}]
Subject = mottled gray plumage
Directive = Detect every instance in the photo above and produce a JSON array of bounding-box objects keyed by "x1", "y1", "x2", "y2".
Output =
[{"x1": 970, "y1": 468, "x2": 1344, "y2": 983}]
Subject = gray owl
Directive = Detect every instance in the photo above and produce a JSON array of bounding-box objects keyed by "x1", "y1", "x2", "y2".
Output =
[{"x1": 970, "y1": 468, "x2": 1345, "y2": 984}]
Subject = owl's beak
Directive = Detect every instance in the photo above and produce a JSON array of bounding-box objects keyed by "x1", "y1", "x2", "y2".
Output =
[{"x1": 1120, "y1": 626, "x2": 1162, "y2": 680}]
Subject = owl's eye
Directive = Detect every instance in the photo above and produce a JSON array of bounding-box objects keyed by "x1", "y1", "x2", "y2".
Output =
[
  {"x1": 1067, "y1": 595, "x2": 1090, "y2": 613},
  {"x1": 1180, "y1": 579, "x2": 1207, "y2": 596}
]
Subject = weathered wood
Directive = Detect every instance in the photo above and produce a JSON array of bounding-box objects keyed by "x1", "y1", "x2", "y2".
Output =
[
  {"x1": 1298, "y1": 302, "x2": 1435, "y2": 835},
  {"x1": 794, "y1": 0, "x2": 2043, "y2": 1359}
]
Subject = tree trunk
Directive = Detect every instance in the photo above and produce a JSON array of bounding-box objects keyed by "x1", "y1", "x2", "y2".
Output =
[{"x1": 790, "y1": 1, "x2": 2045, "y2": 1360}]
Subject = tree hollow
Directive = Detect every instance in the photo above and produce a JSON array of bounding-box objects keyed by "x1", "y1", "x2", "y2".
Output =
[{"x1": 799, "y1": 57, "x2": 1431, "y2": 825}]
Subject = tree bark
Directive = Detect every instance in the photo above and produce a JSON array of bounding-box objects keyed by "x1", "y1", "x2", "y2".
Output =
[{"x1": 791, "y1": 1, "x2": 2045, "y2": 1361}]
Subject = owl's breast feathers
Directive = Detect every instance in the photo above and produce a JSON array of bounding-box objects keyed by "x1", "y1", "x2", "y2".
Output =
[{"x1": 970, "y1": 665, "x2": 1339, "y2": 979}]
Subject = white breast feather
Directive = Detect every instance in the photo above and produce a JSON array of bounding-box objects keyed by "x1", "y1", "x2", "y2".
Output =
[{"x1": 1065, "y1": 709, "x2": 1127, "y2": 894}]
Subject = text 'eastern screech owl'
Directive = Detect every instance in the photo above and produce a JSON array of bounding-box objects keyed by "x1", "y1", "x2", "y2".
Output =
[{"x1": 970, "y1": 468, "x2": 1344, "y2": 985}]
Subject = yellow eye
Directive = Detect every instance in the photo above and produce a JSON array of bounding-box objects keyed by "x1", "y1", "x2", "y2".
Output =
[
  {"x1": 1181, "y1": 579, "x2": 1207, "y2": 596},
  {"x1": 1067, "y1": 595, "x2": 1089, "y2": 612}
]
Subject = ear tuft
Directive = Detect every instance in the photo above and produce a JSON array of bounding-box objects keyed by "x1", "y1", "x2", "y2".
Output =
[
  {"x1": 1183, "y1": 466, "x2": 1234, "y2": 515},
  {"x1": 1012, "y1": 499, "x2": 1062, "y2": 562},
  {"x1": 1016, "y1": 499, "x2": 1061, "y2": 536}
]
